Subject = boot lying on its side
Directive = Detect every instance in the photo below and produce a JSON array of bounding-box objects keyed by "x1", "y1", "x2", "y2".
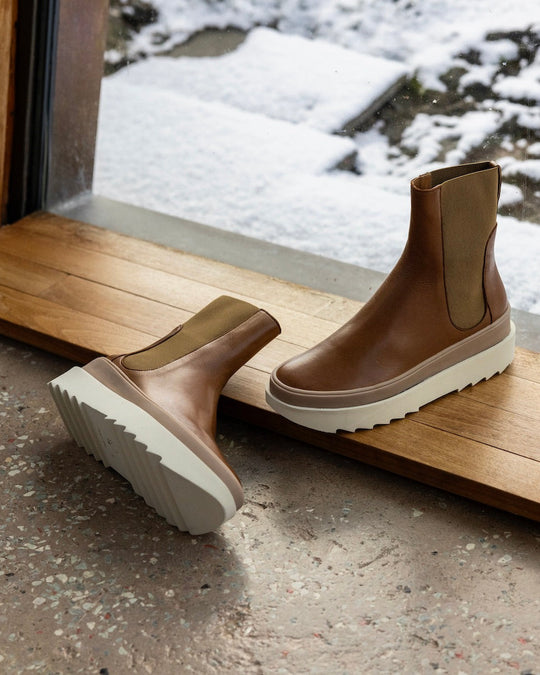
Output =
[
  {"x1": 267, "y1": 161, "x2": 515, "y2": 432},
  {"x1": 49, "y1": 296, "x2": 280, "y2": 534}
]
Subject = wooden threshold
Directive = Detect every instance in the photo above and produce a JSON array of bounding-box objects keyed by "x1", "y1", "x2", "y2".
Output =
[{"x1": 1, "y1": 211, "x2": 539, "y2": 521}]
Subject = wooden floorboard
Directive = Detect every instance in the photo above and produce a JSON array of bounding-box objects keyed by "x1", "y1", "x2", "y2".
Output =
[
  {"x1": 1, "y1": 212, "x2": 539, "y2": 521},
  {"x1": 0, "y1": 225, "x2": 345, "y2": 348},
  {"x1": 16, "y1": 212, "x2": 359, "y2": 322}
]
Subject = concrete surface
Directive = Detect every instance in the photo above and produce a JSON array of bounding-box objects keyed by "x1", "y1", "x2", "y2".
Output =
[{"x1": 1, "y1": 333, "x2": 540, "y2": 675}]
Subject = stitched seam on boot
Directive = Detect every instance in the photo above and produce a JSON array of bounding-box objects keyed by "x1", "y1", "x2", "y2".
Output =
[{"x1": 482, "y1": 223, "x2": 509, "y2": 323}]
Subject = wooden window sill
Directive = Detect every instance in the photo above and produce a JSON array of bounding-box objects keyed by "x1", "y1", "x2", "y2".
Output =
[{"x1": 1, "y1": 211, "x2": 539, "y2": 521}]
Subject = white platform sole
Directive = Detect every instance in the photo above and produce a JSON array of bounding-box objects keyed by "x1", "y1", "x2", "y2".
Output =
[
  {"x1": 266, "y1": 323, "x2": 516, "y2": 433},
  {"x1": 49, "y1": 367, "x2": 238, "y2": 535}
]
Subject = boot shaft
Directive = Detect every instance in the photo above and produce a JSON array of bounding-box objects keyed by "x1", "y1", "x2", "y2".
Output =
[
  {"x1": 112, "y1": 296, "x2": 280, "y2": 439},
  {"x1": 120, "y1": 296, "x2": 270, "y2": 381},
  {"x1": 410, "y1": 161, "x2": 506, "y2": 329}
]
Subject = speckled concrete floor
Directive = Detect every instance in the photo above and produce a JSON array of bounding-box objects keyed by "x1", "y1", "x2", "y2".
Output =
[{"x1": 1, "y1": 334, "x2": 539, "y2": 675}]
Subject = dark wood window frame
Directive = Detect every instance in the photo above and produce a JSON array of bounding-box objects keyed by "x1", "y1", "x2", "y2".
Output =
[
  {"x1": 4, "y1": 0, "x2": 106, "y2": 221},
  {"x1": 1, "y1": 0, "x2": 540, "y2": 522}
]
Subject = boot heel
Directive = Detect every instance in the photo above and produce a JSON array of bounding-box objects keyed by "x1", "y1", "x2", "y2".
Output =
[{"x1": 49, "y1": 367, "x2": 238, "y2": 534}]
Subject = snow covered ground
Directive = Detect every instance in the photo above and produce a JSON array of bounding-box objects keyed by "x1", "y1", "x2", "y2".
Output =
[
  {"x1": 95, "y1": 1, "x2": 540, "y2": 315},
  {"x1": 111, "y1": 28, "x2": 408, "y2": 133}
]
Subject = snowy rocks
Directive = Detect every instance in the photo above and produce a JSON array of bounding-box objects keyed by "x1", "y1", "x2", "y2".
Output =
[
  {"x1": 106, "y1": 0, "x2": 160, "y2": 73},
  {"x1": 493, "y1": 52, "x2": 540, "y2": 105},
  {"x1": 503, "y1": 159, "x2": 540, "y2": 184}
]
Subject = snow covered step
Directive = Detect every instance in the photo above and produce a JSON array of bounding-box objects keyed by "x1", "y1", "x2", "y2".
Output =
[
  {"x1": 94, "y1": 74, "x2": 408, "y2": 269},
  {"x1": 95, "y1": 77, "x2": 357, "y2": 210},
  {"x1": 113, "y1": 27, "x2": 409, "y2": 133}
]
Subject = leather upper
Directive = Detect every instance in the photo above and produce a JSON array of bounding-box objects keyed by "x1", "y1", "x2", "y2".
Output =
[{"x1": 114, "y1": 308, "x2": 280, "y2": 447}]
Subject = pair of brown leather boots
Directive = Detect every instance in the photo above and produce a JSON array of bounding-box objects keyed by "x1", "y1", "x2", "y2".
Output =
[{"x1": 49, "y1": 161, "x2": 515, "y2": 534}]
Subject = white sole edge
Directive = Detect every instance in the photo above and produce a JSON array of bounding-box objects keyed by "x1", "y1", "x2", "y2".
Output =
[
  {"x1": 266, "y1": 323, "x2": 516, "y2": 433},
  {"x1": 49, "y1": 367, "x2": 237, "y2": 535}
]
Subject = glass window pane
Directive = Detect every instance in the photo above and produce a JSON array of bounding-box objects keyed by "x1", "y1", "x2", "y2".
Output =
[{"x1": 87, "y1": 2, "x2": 540, "y2": 316}]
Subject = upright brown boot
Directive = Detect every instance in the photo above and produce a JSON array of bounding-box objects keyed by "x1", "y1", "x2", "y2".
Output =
[
  {"x1": 267, "y1": 161, "x2": 515, "y2": 432},
  {"x1": 49, "y1": 296, "x2": 280, "y2": 534}
]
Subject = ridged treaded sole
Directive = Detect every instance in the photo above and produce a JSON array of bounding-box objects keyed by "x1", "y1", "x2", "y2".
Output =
[
  {"x1": 266, "y1": 322, "x2": 516, "y2": 433},
  {"x1": 48, "y1": 367, "x2": 237, "y2": 535}
]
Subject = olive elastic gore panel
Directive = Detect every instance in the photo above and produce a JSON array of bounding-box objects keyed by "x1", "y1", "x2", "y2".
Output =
[
  {"x1": 440, "y1": 165, "x2": 499, "y2": 330},
  {"x1": 430, "y1": 161, "x2": 494, "y2": 188},
  {"x1": 122, "y1": 296, "x2": 260, "y2": 370}
]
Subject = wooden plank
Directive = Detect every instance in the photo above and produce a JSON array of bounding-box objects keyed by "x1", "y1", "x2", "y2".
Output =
[
  {"x1": 347, "y1": 420, "x2": 540, "y2": 503},
  {"x1": 0, "y1": 237, "x2": 311, "y2": 373},
  {"x1": 412, "y1": 390, "x2": 540, "y2": 462},
  {"x1": 0, "y1": 223, "x2": 348, "y2": 348},
  {"x1": 0, "y1": 0, "x2": 16, "y2": 223},
  {"x1": 459, "y1": 372, "x2": 540, "y2": 421},
  {"x1": 2, "y1": 214, "x2": 538, "y2": 395},
  {"x1": 224, "y1": 368, "x2": 540, "y2": 519},
  {"x1": 17, "y1": 212, "x2": 362, "y2": 322},
  {"x1": 507, "y1": 348, "x2": 540, "y2": 384},
  {"x1": 0, "y1": 250, "x2": 68, "y2": 295},
  {"x1": 42, "y1": 274, "x2": 187, "y2": 337},
  {"x1": 0, "y1": 284, "x2": 148, "y2": 357},
  {"x1": 2, "y1": 215, "x2": 538, "y2": 392},
  {"x1": 40, "y1": 274, "x2": 295, "y2": 374},
  {"x1": 1, "y1": 213, "x2": 539, "y2": 523}
]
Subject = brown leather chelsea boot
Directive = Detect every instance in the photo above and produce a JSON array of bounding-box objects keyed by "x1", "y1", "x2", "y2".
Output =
[
  {"x1": 267, "y1": 161, "x2": 515, "y2": 432},
  {"x1": 49, "y1": 296, "x2": 280, "y2": 534}
]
